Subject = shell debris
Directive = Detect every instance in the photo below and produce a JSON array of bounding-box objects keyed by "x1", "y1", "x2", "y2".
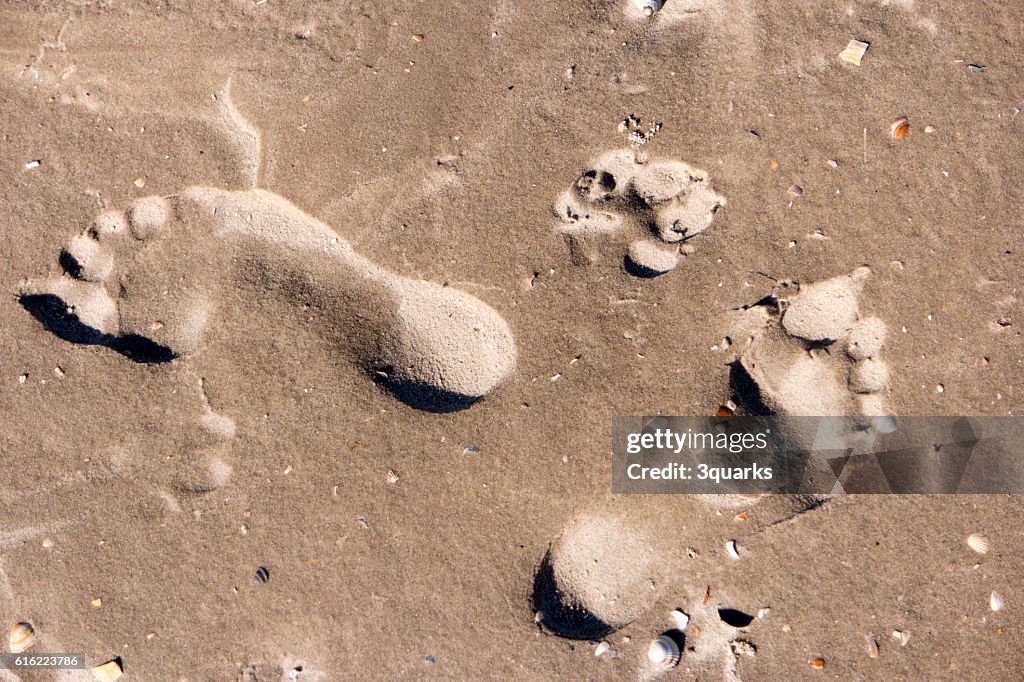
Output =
[
  {"x1": 966, "y1": 533, "x2": 990, "y2": 555},
  {"x1": 990, "y1": 591, "x2": 1004, "y2": 612},
  {"x1": 891, "y1": 630, "x2": 911, "y2": 647},
  {"x1": 9, "y1": 622, "x2": 35, "y2": 653},
  {"x1": 386, "y1": 469, "x2": 400, "y2": 484},
  {"x1": 786, "y1": 185, "x2": 804, "y2": 197},
  {"x1": 890, "y1": 117, "x2": 910, "y2": 141},
  {"x1": 670, "y1": 609, "x2": 690, "y2": 630},
  {"x1": 866, "y1": 635, "x2": 879, "y2": 658},
  {"x1": 90, "y1": 659, "x2": 123, "y2": 681},
  {"x1": 594, "y1": 640, "x2": 611, "y2": 657},
  {"x1": 809, "y1": 657, "x2": 827, "y2": 669},
  {"x1": 839, "y1": 39, "x2": 870, "y2": 65},
  {"x1": 726, "y1": 540, "x2": 741, "y2": 560},
  {"x1": 647, "y1": 636, "x2": 680, "y2": 669}
]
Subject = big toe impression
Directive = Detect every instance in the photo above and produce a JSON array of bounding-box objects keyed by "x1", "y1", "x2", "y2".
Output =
[{"x1": 377, "y1": 281, "x2": 516, "y2": 411}]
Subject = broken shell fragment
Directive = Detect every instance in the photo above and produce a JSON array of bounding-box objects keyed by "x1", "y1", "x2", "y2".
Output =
[
  {"x1": 670, "y1": 609, "x2": 690, "y2": 630},
  {"x1": 9, "y1": 622, "x2": 35, "y2": 653},
  {"x1": 809, "y1": 657, "x2": 827, "y2": 669},
  {"x1": 90, "y1": 659, "x2": 123, "y2": 681},
  {"x1": 786, "y1": 185, "x2": 804, "y2": 197},
  {"x1": 594, "y1": 640, "x2": 611, "y2": 657},
  {"x1": 966, "y1": 533, "x2": 990, "y2": 555},
  {"x1": 991, "y1": 591, "x2": 1004, "y2": 612},
  {"x1": 890, "y1": 117, "x2": 910, "y2": 141},
  {"x1": 866, "y1": 635, "x2": 879, "y2": 658},
  {"x1": 726, "y1": 540, "x2": 740, "y2": 560},
  {"x1": 839, "y1": 39, "x2": 869, "y2": 65},
  {"x1": 647, "y1": 636, "x2": 680, "y2": 669}
]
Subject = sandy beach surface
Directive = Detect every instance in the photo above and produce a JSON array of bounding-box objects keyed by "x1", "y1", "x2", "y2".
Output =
[{"x1": 1, "y1": 0, "x2": 1022, "y2": 679}]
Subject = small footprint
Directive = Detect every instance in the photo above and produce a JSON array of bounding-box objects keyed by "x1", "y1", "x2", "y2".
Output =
[
  {"x1": 554, "y1": 148, "x2": 726, "y2": 277},
  {"x1": 19, "y1": 188, "x2": 516, "y2": 412}
]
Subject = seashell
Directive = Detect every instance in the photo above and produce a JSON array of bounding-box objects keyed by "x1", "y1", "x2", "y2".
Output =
[
  {"x1": 386, "y1": 469, "x2": 400, "y2": 484},
  {"x1": 866, "y1": 635, "x2": 879, "y2": 658},
  {"x1": 809, "y1": 657, "x2": 827, "y2": 669},
  {"x1": 90, "y1": 659, "x2": 123, "y2": 681},
  {"x1": 726, "y1": 540, "x2": 740, "y2": 560},
  {"x1": 890, "y1": 117, "x2": 910, "y2": 141},
  {"x1": 254, "y1": 566, "x2": 270, "y2": 584},
  {"x1": 891, "y1": 630, "x2": 911, "y2": 646},
  {"x1": 839, "y1": 39, "x2": 869, "y2": 65},
  {"x1": 966, "y1": 533, "x2": 990, "y2": 555},
  {"x1": 670, "y1": 609, "x2": 690, "y2": 630},
  {"x1": 716, "y1": 401, "x2": 736, "y2": 417},
  {"x1": 647, "y1": 636, "x2": 680, "y2": 669},
  {"x1": 639, "y1": 0, "x2": 664, "y2": 16},
  {"x1": 991, "y1": 591, "x2": 1004, "y2": 612},
  {"x1": 786, "y1": 185, "x2": 804, "y2": 197},
  {"x1": 925, "y1": 125, "x2": 936, "y2": 133},
  {"x1": 757, "y1": 607, "x2": 770, "y2": 619},
  {"x1": 594, "y1": 640, "x2": 611, "y2": 657},
  {"x1": 9, "y1": 622, "x2": 35, "y2": 653}
]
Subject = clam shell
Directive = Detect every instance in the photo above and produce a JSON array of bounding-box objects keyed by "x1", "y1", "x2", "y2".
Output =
[
  {"x1": 90, "y1": 659, "x2": 123, "y2": 681},
  {"x1": 647, "y1": 636, "x2": 680, "y2": 669},
  {"x1": 890, "y1": 117, "x2": 910, "y2": 140},
  {"x1": 966, "y1": 533, "x2": 990, "y2": 555},
  {"x1": 9, "y1": 622, "x2": 35, "y2": 653},
  {"x1": 991, "y1": 591, "x2": 1004, "y2": 612}
]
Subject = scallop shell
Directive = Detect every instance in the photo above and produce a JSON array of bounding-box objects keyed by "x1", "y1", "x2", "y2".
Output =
[
  {"x1": 90, "y1": 659, "x2": 123, "y2": 681},
  {"x1": 9, "y1": 622, "x2": 35, "y2": 653},
  {"x1": 966, "y1": 533, "x2": 990, "y2": 555},
  {"x1": 991, "y1": 591, "x2": 1004, "y2": 612},
  {"x1": 839, "y1": 39, "x2": 869, "y2": 65},
  {"x1": 647, "y1": 636, "x2": 680, "y2": 669},
  {"x1": 890, "y1": 117, "x2": 910, "y2": 140}
]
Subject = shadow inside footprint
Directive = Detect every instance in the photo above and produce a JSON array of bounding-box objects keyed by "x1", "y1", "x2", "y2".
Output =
[
  {"x1": 20, "y1": 294, "x2": 175, "y2": 363},
  {"x1": 728, "y1": 360, "x2": 773, "y2": 416},
  {"x1": 373, "y1": 376, "x2": 482, "y2": 413},
  {"x1": 531, "y1": 554, "x2": 616, "y2": 640}
]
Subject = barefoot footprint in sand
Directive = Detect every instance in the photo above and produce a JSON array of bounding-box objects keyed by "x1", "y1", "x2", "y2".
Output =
[
  {"x1": 728, "y1": 266, "x2": 892, "y2": 420},
  {"x1": 554, "y1": 147, "x2": 726, "y2": 276},
  {"x1": 19, "y1": 187, "x2": 516, "y2": 412}
]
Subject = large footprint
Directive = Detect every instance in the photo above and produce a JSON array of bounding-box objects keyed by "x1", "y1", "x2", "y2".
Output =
[
  {"x1": 728, "y1": 266, "x2": 892, "y2": 420},
  {"x1": 19, "y1": 188, "x2": 516, "y2": 412},
  {"x1": 554, "y1": 149, "x2": 726, "y2": 276}
]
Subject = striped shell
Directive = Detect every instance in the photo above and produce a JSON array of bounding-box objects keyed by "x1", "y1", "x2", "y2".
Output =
[
  {"x1": 9, "y1": 622, "x2": 35, "y2": 653},
  {"x1": 647, "y1": 636, "x2": 680, "y2": 669},
  {"x1": 966, "y1": 533, "x2": 990, "y2": 555}
]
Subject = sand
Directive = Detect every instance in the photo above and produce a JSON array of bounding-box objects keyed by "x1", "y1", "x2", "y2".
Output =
[{"x1": 1, "y1": 0, "x2": 1022, "y2": 679}]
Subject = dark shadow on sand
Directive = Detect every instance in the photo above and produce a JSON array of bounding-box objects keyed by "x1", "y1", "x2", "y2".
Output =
[{"x1": 20, "y1": 294, "x2": 176, "y2": 364}]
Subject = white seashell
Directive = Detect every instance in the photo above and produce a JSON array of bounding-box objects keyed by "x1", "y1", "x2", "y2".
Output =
[
  {"x1": 866, "y1": 635, "x2": 879, "y2": 658},
  {"x1": 670, "y1": 609, "x2": 689, "y2": 630},
  {"x1": 647, "y1": 636, "x2": 680, "y2": 669},
  {"x1": 726, "y1": 540, "x2": 740, "y2": 560},
  {"x1": 639, "y1": 0, "x2": 664, "y2": 16},
  {"x1": 90, "y1": 659, "x2": 123, "y2": 681},
  {"x1": 966, "y1": 534, "x2": 990, "y2": 555},
  {"x1": 839, "y1": 39, "x2": 869, "y2": 65},
  {"x1": 594, "y1": 640, "x2": 611, "y2": 657},
  {"x1": 991, "y1": 591, "x2": 1004, "y2": 612},
  {"x1": 9, "y1": 622, "x2": 35, "y2": 653},
  {"x1": 891, "y1": 630, "x2": 911, "y2": 647},
  {"x1": 757, "y1": 607, "x2": 771, "y2": 620}
]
